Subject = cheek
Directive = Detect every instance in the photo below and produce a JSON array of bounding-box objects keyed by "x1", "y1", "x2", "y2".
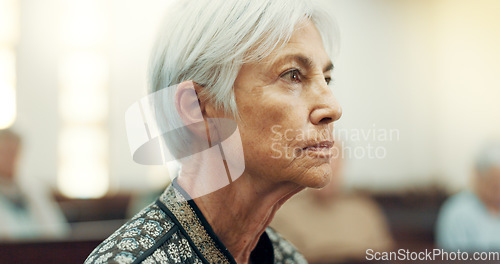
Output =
[
  {"x1": 239, "y1": 100, "x2": 306, "y2": 153},
  {"x1": 241, "y1": 96, "x2": 294, "y2": 125},
  {"x1": 236, "y1": 104, "x2": 303, "y2": 172}
]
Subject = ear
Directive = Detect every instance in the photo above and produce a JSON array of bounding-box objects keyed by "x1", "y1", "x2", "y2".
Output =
[{"x1": 174, "y1": 81, "x2": 210, "y2": 140}]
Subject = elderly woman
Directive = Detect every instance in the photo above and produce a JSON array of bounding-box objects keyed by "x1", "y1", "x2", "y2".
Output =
[{"x1": 86, "y1": 0, "x2": 341, "y2": 263}]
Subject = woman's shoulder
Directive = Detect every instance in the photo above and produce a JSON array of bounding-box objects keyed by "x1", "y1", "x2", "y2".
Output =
[{"x1": 84, "y1": 202, "x2": 187, "y2": 264}]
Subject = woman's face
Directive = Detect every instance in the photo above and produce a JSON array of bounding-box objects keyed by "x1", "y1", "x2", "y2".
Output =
[{"x1": 234, "y1": 21, "x2": 342, "y2": 188}]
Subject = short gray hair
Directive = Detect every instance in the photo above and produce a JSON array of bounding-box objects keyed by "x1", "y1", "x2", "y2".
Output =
[
  {"x1": 149, "y1": 0, "x2": 339, "y2": 158},
  {"x1": 475, "y1": 143, "x2": 500, "y2": 175}
]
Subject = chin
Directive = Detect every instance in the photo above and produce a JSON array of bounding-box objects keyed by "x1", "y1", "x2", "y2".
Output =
[{"x1": 301, "y1": 165, "x2": 333, "y2": 189}]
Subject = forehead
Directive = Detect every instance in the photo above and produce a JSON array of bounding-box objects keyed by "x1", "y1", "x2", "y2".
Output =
[
  {"x1": 288, "y1": 21, "x2": 324, "y2": 45},
  {"x1": 235, "y1": 20, "x2": 333, "y2": 87},
  {"x1": 266, "y1": 21, "x2": 331, "y2": 67}
]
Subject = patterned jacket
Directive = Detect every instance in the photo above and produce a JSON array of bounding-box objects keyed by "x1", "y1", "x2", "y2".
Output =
[{"x1": 84, "y1": 181, "x2": 307, "y2": 264}]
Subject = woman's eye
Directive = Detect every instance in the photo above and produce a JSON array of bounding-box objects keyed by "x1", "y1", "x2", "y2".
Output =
[
  {"x1": 325, "y1": 77, "x2": 332, "y2": 85},
  {"x1": 282, "y1": 70, "x2": 301, "y2": 83}
]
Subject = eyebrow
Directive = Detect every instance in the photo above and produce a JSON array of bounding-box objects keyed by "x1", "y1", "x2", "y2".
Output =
[{"x1": 274, "y1": 54, "x2": 334, "y2": 73}]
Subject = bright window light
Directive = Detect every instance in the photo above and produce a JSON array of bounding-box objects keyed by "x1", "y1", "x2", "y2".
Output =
[
  {"x1": 58, "y1": 127, "x2": 109, "y2": 199},
  {"x1": 0, "y1": 0, "x2": 19, "y2": 44},
  {"x1": 59, "y1": 52, "x2": 109, "y2": 123},
  {"x1": 61, "y1": 0, "x2": 108, "y2": 48},
  {"x1": 58, "y1": 0, "x2": 110, "y2": 199}
]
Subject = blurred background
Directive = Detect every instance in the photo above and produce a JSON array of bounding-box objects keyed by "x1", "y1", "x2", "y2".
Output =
[{"x1": 1, "y1": 0, "x2": 500, "y2": 263}]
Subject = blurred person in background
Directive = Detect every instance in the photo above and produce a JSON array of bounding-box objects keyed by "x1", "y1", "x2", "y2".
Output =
[
  {"x1": 0, "y1": 129, "x2": 69, "y2": 240},
  {"x1": 271, "y1": 142, "x2": 394, "y2": 263},
  {"x1": 436, "y1": 143, "x2": 500, "y2": 251}
]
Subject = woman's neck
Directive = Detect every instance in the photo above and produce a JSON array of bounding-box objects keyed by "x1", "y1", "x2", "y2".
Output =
[{"x1": 178, "y1": 172, "x2": 303, "y2": 264}]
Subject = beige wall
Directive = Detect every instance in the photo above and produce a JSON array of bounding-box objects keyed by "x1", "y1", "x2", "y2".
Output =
[
  {"x1": 434, "y1": 0, "x2": 500, "y2": 190},
  {"x1": 331, "y1": 0, "x2": 437, "y2": 190},
  {"x1": 333, "y1": 0, "x2": 500, "y2": 191}
]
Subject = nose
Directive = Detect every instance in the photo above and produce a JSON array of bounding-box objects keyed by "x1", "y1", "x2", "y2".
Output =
[{"x1": 309, "y1": 84, "x2": 342, "y2": 125}]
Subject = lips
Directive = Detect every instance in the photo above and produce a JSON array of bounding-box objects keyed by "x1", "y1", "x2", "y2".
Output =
[
  {"x1": 303, "y1": 141, "x2": 334, "y2": 150},
  {"x1": 301, "y1": 141, "x2": 334, "y2": 158}
]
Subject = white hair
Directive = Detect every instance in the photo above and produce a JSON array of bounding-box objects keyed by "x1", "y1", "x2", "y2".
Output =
[
  {"x1": 149, "y1": 0, "x2": 339, "y2": 159},
  {"x1": 475, "y1": 143, "x2": 500, "y2": 175}
]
